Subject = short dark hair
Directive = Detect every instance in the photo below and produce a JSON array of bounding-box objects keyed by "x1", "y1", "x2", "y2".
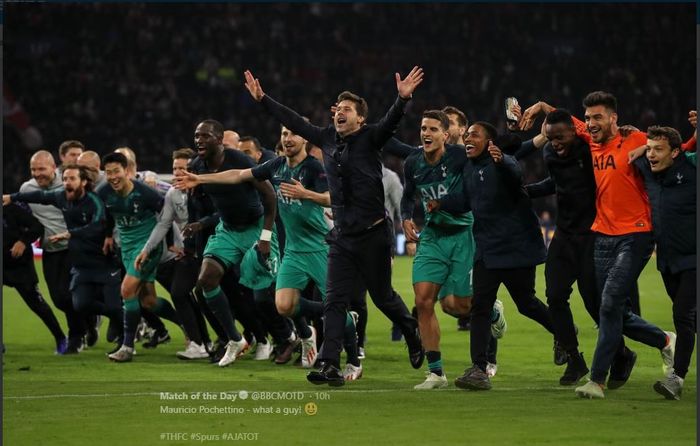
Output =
[
  {"x1": 545, "y1": 108, "x2": 575, "y2": 127},
  {"x1": 172, "y1": 148, "x2": 195, "y2": 160},
  {"x1": 582, "y1": 91, "x2": 617, "y2": 113},
  {"x1": 61, "y1": 163, "x2": 94, "y2": 191},
  {"x1": 59, "y1": 140, "x2": 85, "y2": 156},
  {"x1": 102, "y1": 152, "x2": 129, "y2": 169},
  {"x1": 199, "y1": 119, "x2": 224, "y2": 139},
  {"x1": 239, "y1": 136, "x2": 262, "y2": 152},
  {"x1": 472, "y1": 121, "x2": 498, "y2": 142},
  {"x1": 647, "y1": 126, "x2": 682, "y2": 150},
  {"x1": 422, "y1": 110, "x2": 450, "y2": 131},
  {"x1": 441, "y1": 106, "x2": 468, "y2": 127},
  {"x1": 337, "y1": 91, "x2": 368, "y2": 118}
]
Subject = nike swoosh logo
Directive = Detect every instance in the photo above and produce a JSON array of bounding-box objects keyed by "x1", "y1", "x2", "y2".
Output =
[{"x1": 110, "y1": 271, "x2": 119, "y2": 277}]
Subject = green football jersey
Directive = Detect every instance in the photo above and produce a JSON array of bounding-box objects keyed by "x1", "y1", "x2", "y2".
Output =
[
  {"x1": 402, "y1": 145, "x2": 473, "y2": 227},
  {"x1": 97, "y1": 180, "x2": 164, "y2": 252},
  {"x1": 252, "y1": 155, "x2": 329, "y2": 252}
]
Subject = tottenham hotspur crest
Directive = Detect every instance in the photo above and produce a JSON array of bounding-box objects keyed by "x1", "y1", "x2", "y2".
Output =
[
  {"x1": 676, "y1": 172, "x2": 683, "y2": 184},
  {"x1": 478, "y1": 168, "x2": 485, "y2": 182},
  {"x1": 133, "y1": 202, "x2": 140, "y2": 213},
  {"x1": 441, "y1": 165, "x2": 447, "y2": 178}
]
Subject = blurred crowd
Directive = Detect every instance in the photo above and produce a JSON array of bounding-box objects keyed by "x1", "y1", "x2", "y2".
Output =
[{"x1": 4, "y1": 2, "x2": 696, "y2": 220}]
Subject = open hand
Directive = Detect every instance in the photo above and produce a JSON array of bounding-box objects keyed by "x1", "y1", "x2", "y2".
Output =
[
  {"x1": 396, "y1": 66, "x2": 424, "y2": 99},
  {"x1": 244, "y1": 70, "x2": 265, "y2": 102}
]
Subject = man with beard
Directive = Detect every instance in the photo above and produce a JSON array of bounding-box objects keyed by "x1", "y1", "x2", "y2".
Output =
[
  {"x1": 19, "y1": 150, "x2": 86, "y2": 353},
  {"x1": 5, "y1": 165, "x2": 124, "y2": 353},
  {"x1": 549, "y1": 91, "x2": 675, "y2": 399}
]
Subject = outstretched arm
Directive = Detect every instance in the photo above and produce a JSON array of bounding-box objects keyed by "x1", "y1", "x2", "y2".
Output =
[
  {"x1": 173, "y1": 168, "x2": 254, "y2": 190},
  {"x1": 6, "y1": 190, "x2": 60, "y2": 207}
]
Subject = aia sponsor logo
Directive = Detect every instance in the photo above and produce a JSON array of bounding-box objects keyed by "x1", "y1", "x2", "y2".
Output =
[{"x1": 593, "y1": 154, "x2": 616, "y2": 171}]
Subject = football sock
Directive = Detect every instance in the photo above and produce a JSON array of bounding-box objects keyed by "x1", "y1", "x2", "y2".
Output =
[
  {"x1": 122, "y1": 298, "x2": 141, "y2": 348},
  {"x1": 294, "y1": 315, "x2": 312, "y2": 339},
  {"x1": 152, "y1": 297, "x2": 180, "y2": 325},
  {"x1": 427, "y1": 351, "x2": 443, "y2": 376},
  {"x1": 343, "y1": 312, "x2": 360, "y2": 367},
  {"x1": 203, "y1": 286, "x2": 242, "y2": 342}
]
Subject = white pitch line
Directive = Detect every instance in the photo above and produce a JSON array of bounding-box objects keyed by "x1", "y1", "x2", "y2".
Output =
[{"x1": 4, "y1": 386, "x2": 572, "y2": 400}]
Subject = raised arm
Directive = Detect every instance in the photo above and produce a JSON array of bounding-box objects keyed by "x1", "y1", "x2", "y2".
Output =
[
  {"x1": 519, "y1": 101, "x2": 556, "y2": 131},
  {"x1": 244, "y1": 69, "x2": 326, "y2": 146},
  {"x1": 373, "y1": 67, "x2": 424, "y2": 145},
  {"x1": 513, "y1": 120, "x2": 549, "y2": 161}
]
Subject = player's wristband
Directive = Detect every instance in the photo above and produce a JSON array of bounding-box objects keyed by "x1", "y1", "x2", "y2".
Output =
[{"x1": 259, "y1": 229, "x2": 272, "y2": 242}]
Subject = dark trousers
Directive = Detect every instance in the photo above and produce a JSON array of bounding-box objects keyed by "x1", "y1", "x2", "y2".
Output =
[
  {"x1": 470, "y1": 260, "x2": 554, "y2": 370},
  {"x1": 42, "y1": 250, "x2": 84, "y2": 342},
  {"x1": 590, "y1": 232, "x2": 666, "y2": 383},
  {"x1": 349, "y1": 289, "x2": 368, "y2": 348},
  {"x1": 10, "y1": 281, "x2": 66, "y2": 342},
  {"x1": 319, "y1": 220, "x2": 416, "y2": 367},
  {"x1": 70, "y1": 268, "x2": 122, "y2": 329},
  {"x1": 661, "y1": 269, "x2": 696, "y2": 379},
  {"x1": 546, "y1": 231, "x2": 630, "y2": 361},
  {"x1": 221, "y1": 267, "x2": 275, "y2": 344},
  {"x1": 157, "y1": 256, "x2": 209, "y2": 344},
  {"x1": 545, "y1": 231, "x2": 600, "y2": 352}
]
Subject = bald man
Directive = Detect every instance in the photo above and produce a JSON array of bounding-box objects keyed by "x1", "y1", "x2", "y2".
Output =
[
  {"x1": 19, "y1": 150, "x2": 87, "y2": 353},
  {"x1": 239, "y1": 136, "x2": 277, "y2": 164},
  {"x1": 223, "y1": 130, "x2": 240, "y2": 150},
  {"x1": 77, "y1": 150, "x2": 105, "y2": 187}
]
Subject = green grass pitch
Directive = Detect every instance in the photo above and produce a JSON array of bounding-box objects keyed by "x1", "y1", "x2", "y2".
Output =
[{"x1": 3, "y1": 257, "x2": 695, "y2": 445}]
